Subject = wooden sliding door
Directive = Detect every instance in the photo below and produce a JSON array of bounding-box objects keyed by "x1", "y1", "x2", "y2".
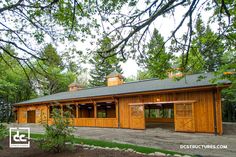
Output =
[
  {"x1": 129, "y1": 105, "x2": 145, "y2": 129},
  {"x1": 174, "y1": 103, "x2": 195, "y2": 132}
]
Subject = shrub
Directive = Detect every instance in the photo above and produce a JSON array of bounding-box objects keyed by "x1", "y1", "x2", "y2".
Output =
[
  {"x1": 39, "y1": 107, "x2": 75, "y2": 153},
  {"x1": 0, "y1": 124, "x2": 8, "y2": 149}
]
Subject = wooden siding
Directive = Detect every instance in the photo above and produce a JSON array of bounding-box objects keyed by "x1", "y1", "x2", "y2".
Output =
[
  {"x1": 119, "y1": 96, "x2": 141, "y2": 128},
  {"x1": 216, "y1": 89, "x2": 223, "y2": 135},
  {"x1": 17, "y1": 105, "x2": 47, "y2": 124},
  {"x1": 118, "y1": 90, "x2": 218, "y2": 133},
  {"x1": 174, "y1": 103, "x2": 195, "y2": 132},
  {"x1": 15, "y1": 88, "x2": 223, "y2": 134},
  {"x1": 48, "y1": 118, "x2": 118, "y2": 128}
]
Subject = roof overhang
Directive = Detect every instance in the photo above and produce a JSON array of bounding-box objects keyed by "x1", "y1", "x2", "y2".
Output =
[{"x1": 13, "y1": 84, "x2": 229, "y2": 107}]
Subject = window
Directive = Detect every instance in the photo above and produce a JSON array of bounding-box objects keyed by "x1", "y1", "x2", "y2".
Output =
[
  {"x1": 63, "y1": 105, "x2": 76, "y2": 118},
  {"x1": 97, "y1": 102, "x2": 116, "y2": 118},
  {"x1": 175, "y1": 103, "x2": 192, "y2": 117},
  {"x1": 49, "y1": 105, "x2": 61, "y2": 118},
  {"x1": 78, "y1": 104, "x2": 94, "y2": 118}
]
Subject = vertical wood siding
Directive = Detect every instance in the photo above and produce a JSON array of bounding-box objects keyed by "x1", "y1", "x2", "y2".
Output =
[{"x1": 16, "y1": 88, "x2": 222, "y2": 134}]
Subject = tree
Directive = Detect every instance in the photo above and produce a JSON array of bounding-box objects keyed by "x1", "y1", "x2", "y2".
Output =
[
  {"x1": 139, "y1": 29, "x2": 174, "y2": 79},
  {"x1": 217, "y1": 50, "x2": 236, "y2": 122},
  {"x1": 174, "y1": 16, "x2": 225, "y2": 74},
  {"x1": 40, "y1": 44, "x2": 63, "y2": 68},
  {"x1": 39, "y1": 108, "x2": 75, "y2": 153},
  {"x1": 136, "y1": 70, "x2": 152, "y2": 80},
  {"x1": 194, "y1": 16, "x2": 224, "y2": 72},
  {"x1": 0, "y1": 46, "x2": 36, "y2": 122},
  {"x1": 89, "y1": 37, "x2": 123, "y2": 87},
  {"x1": 0, "y1": 0, "x2": 234, "y2": 74},
  {"x1": 0, "y1": 124, "x2": 8, "y2": 149},
  {"x1": 35, "y1": 44, "x2": 76, "y2": 95},
  {"x1": 94, "y1": 1, "x2": 234, "y2": 65}
]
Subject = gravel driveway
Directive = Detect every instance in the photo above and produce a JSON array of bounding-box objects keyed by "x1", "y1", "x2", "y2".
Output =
[{"x1": 6, "y1": 123, "x2": 236, "y2": 157}]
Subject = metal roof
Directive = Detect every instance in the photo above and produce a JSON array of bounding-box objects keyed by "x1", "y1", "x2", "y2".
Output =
[{"x1": 15, "y1": 73, "x2": 230, "y2": 105}]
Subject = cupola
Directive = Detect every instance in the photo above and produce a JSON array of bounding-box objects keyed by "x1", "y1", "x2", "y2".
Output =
[
  {"x1": 107, "y1": 70, "x2": 124, "y2": 86},
  {"x1": 68, "y1": 81, "x2": 82, "y2": 92}
]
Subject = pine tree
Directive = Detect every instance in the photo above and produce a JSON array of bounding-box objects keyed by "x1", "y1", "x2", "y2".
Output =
[
  {"x1": 175, "y1": 16, "x2": 225, "y2": 74},
  {"x1": 194, "y1": 16, "x2": 224, "y2": 72},
  {"x1": 139, "y1": 29, "x2": 173, "y2": 79},
  {"x1": 36, "y1": 44, "x2": 76, "y2": 95},
  {"x1": 40, "y1": 44, "x2": 63, "y2": 68},
  {"x1": 89, "y1": 37, "x2": 123, "y2": 87}
]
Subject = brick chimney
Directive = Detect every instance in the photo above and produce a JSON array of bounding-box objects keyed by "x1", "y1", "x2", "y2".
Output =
[
  {"x1": 107, "y1": 70, "x2": 124, "y2": 86},
  {"x1": 68, "y1": 82, "x2": 82, "y2": 92},
  {"x1": 168, "y1": 67, "x2": 184, "y2": 78}
]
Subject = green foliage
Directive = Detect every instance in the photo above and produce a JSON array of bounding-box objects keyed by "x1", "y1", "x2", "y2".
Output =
[
  {"x1": 216, "y1": 50, "x2": 236, "y2": 122},
  {"x1": 35, "y1": 44, "x2": 77, "y2": 95},
  {"x1": 0, "y1": 124, "x2": 8, "y2": 149},
  {"x1": 172, "y1": 15, "x2": 236, "y2": 122},
  {"x1": 181, "y1": 16, "x2": 224, "y2": 73},
  {"x1": 136, "y1": 70, "x2": 152, "y2": 80},
  {"x1": 89, "y1": 37, "x2": 123, "y2": 87},
  {"x1": 40, "y1": 44, "x2": 63, "y2": 67},
  {"x1": 0, "y1": 46, "x2": 36, "y2": 122},
  {"x1": 139, "y1": 29, "x2": 174, "y2": 79},
  {"x1": 124, "y1": 75, "x2": 137, "y2": 82},
  {"x1": 39, "y1": 108, "x2": 75, "y2": 153}
]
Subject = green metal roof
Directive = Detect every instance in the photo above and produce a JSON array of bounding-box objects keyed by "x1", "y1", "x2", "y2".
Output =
[{"x1": 15, "y1": 73, "x2": 230, "y2": 105}]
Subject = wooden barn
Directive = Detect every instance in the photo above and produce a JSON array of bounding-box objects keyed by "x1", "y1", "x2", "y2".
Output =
[{"x1": 14, "y1": 72, "x2": 230, "y2": 135}]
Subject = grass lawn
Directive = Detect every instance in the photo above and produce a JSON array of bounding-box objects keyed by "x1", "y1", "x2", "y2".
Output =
[{"x1": 27, "y1": 132, "x2": 191, "y2": 156}]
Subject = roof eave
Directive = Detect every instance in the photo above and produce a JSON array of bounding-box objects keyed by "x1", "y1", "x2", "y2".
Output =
[{"x1": 13, "y1": 84, "x2": 226, "y2": 107}]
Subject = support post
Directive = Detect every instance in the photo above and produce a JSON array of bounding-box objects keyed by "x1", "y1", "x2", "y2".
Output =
[
  {"x1": 47, "y1": 105, "x2": 49, "y2": 124},
  {"x1": 216, "y1": 87, "x2": 223, "y2": 135},
  {"x1": 115, "y1": 99, "x2": 120, "y2": 128},
  {"x1": 76, "y1": 102, "x2": 78, "y2": 118},
  {"x1": 213, "y1": 90, "x2": 218, "y2": 136},
  {"x1": 94, "y1": 101, "x2": 97, "y2": 118}
]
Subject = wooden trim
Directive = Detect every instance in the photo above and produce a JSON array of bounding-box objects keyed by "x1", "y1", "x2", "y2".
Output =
[
  {"x1": 76, "y1": 103, "x2": 78, "y2": 118},
  {"x1": 192, "y1": 102, "x2": 195, "y2": 131},
  {"x1": 213, "y1": 90, "x2": 218, "y2": 135},
  {"x1": 129, "y1": 100, "x2": 197, "y2": 106},
  {"x1": 216, "y1": 87, "x2": 223, "y2": 135},
  {"x1": 94, "y1": 101, "x2": 97, "y2": 118}
]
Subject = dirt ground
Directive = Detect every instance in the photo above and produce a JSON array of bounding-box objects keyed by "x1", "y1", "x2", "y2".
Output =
[
  {"x1": 6, "y1": 123, "x2": 236, "y2": 157},
  {"x1": 0, "y1": 138, "x2": 163, "y2": 157}
]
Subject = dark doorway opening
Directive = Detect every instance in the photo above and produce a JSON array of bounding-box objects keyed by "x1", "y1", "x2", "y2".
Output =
[
  {"x1": 78, "y1": 103, "x2": 94, "y2": 118},
  {"x1": 27, "y1": 110, "x2": 36, "y2": 123},
  {"x1": 145, "y1": 103, "x2": 174, "y2": 130}
]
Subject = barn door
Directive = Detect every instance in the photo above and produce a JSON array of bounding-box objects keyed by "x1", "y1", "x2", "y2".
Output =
[
  {"x1": 174, "y1": 103, "x2": 195, "y2": 132},
  {"x1": 129, "y1": 105, "x2": 145, "y2": 129},
  {"x1": 27, "y1": 110, "x2": 36, "y2": 123}
]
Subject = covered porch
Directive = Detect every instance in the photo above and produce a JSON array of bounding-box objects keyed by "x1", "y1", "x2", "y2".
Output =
[{"x1": 47, "y1": 98, "x2": 119, "y2": 128}]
